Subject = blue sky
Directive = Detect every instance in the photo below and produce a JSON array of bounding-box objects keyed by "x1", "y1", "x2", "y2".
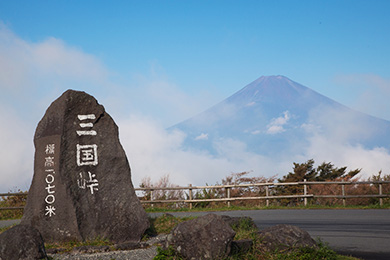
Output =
[{"x1": 1, "y1": 1, "x2": 390, "y2": 190}]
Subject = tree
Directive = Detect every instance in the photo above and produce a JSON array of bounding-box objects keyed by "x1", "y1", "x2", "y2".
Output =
[
  {"x1": 277, "y1": 159, "x2": 361, "y2": 205},
  {"x1": 279, "y1": 159, "x2": 361, "y2": 183}
]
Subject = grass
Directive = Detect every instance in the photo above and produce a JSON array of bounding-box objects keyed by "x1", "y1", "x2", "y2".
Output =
[
  {"x1": 144, "y1": 203, "x2": 390, "y2": 214},
  {"x1": 144, "y1": 214, "x2": 195, "y2": 238}
]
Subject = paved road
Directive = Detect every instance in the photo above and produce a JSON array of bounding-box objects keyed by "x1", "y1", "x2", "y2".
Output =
[
  {"x1": 151, "y1": 209, "x2": 390, "y2": 260},
  {"x1": 0, "y1": 219, "x2": 20, "y2": 228},
  {"x1": 2, "y1": 209, "x2": 389, "y2": 260}
]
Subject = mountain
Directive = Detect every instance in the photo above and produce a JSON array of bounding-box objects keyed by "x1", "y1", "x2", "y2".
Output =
[{"x1": 170, "y1": 75, "x2": 390, "y2": 158}]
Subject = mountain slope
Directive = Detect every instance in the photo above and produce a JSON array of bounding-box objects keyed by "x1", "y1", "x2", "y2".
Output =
[{"x1": 170, "y1": 75, "x2": 390, "y2": 158}]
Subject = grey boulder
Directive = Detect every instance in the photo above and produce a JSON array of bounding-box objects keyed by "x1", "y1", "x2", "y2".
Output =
[
  {"x1": 167, "y1": 213, "x2": 236, "y2": 260},
  {"x1": 258, "y1": 224, "x2": 317, "y2": 251},
  {"x1": 0, "y1": 225, "x2": 47, "y2": 260}
]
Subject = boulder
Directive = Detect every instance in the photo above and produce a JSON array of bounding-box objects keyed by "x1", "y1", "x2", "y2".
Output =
[
  {"x1": 21, "y1": 90, "x2": 149, "y2": 243},
  {"x1": 258, "y1": 224, "x2": 317, "y2": 251},
  {"x1": 0, "y1": 224, "x2": 47, "y2": 260},
  {"x1": 167, "y1": 213, "x2": 236, "y2": 260}
]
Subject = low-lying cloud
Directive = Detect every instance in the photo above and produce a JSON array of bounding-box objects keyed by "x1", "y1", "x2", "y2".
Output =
[
  {"x1": 118, "y1": 108, "x2": 390, "y2": 188},
  {"x1": 118, "y1": 115, "x2": 289, "y2": 187}
]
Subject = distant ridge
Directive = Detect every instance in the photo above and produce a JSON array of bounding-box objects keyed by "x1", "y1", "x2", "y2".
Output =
[{"x1": 170, "y1": 75, "x2": 390, "y2": 157}]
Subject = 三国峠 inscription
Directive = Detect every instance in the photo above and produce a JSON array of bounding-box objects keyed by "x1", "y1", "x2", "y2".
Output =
[{"x1": 76, "y1": 114, "x2": 99, "y2": 194}]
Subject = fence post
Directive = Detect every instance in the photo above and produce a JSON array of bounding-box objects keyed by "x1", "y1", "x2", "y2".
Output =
[
  {"x1": 341, "y1": 180, "x2": 346, "y2": 207},
  {"x1": 266, "y1": 185, "x2": 269, "y2": 207},
  {"x1": 304, "y1": 179, "x2": 307, "y2": 207},
  {"x1": 189, "y1": 184, "x2": 193, "y2": 209},
  {"x1": 379, "y1": 182, "x2": 383, "y2": 207},
  {"x1": 150, "y1": 189, "x2": 154, "y2": 208},
  {"x1": 226, "y1": 187, "x2": 231, "y2": 207}
]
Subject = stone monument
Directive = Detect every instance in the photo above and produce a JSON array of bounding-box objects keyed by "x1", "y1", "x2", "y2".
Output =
[{"x1": 21, "y1": 90, "x2": 149, "y2": 243}]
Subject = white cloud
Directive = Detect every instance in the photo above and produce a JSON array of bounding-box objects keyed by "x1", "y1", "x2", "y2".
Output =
[
  {"x1": 251, "y1": 130, "x2": 261, "y2": 135},
  {"x1": 0, "y1": 104, "x2": 34, "y2": 192},
  {"x1": 118, "y1": 112, "x2": 390, "y2": 188},
  {"x1": 118, "y1": 116, "x2": 289, "y2": 187},
  {"x1": 334, "y1": 74, "x2": 390, "y2": 121},
  {"x1": 195, "y1": 133, "x2": 209, "y2": 140},
  {"x1": 303, "y1": 133, "x2": 390, "y2": 179},
  {"x1": 266, "y1": 111, "x2": 290, "y2": 134},
  {"x1": 0, "y1": 23, "x2": 108, "y2": 93},
  {"x1": 0, "y1": 24, "x2": 113, "y2": 192},
  {"x1": 301, "y1": 105, "x2": 390, "y2": 178},
  {"x1": 32, "y1": 37, "x2": 108, "y2": 81}
]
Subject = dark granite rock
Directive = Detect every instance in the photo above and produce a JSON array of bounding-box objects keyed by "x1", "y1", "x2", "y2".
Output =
[
  {"x1": 21, "y1": 90, "x2": 149, "y2": 243},
  {"x1": 0, "y1": 224, "x2": 47, "y2": 260},
  {"x1": 258, "y1": 224, "x2": 317, "y2": 251},
  {"x1": 167, "y1": 213, "x2": 236, "y2": 260}
]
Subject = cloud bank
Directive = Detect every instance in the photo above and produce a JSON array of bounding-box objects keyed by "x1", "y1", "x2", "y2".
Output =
[{"x1": 0, "y1": 24, "x2": 112, "y2": 192}]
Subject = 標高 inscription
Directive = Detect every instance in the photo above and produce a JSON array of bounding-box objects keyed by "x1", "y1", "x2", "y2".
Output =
[{"x1": 44, "y1": 143, "x2": 56, "y2": 217}]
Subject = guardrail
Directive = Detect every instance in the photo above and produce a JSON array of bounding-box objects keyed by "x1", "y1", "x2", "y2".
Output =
[{"x1": 1, "y1": 181, "x2": 389, "y2": 211}]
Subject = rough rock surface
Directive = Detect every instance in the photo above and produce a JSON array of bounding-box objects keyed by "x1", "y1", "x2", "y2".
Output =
[
  {"x1": 258, "y1": 224, "x2": 317, "y2": 251},
  {"x1": 21, "y1": 90, "x2": 149, "y2": 243},
  {"x1": 167, "y1": 213, "x2": 236, "y2": 260},
  {"x1": 0, "y1": 224, "x2": 47, "y2": 260}
]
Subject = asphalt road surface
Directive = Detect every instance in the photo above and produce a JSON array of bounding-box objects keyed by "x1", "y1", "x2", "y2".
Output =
[
  {"x1": 2, "y1": 209, "x2": 389, "y2": 260},
  {"x1": 151, "y1": 209, "x2": 390, "y2": 260}
]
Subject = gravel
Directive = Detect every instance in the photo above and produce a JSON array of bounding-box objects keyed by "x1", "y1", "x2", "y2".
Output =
[
  {"x1": 48, "y1": 246, "x2": 158, "y2": 260},
  {"x1": 48, "y1": 234, "x2": 168, "y2": 260}
]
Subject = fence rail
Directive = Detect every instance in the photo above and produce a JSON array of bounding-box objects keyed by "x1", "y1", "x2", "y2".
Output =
[
  {"x1": 0, "y1": 192, "x2": 27, "y2": 211},
  {"x1": 134, "y1": 180, "x2": 390, "y2": 208},
  {"x1": 1, "y1": 181, "x2": 389, "y2": 211}
]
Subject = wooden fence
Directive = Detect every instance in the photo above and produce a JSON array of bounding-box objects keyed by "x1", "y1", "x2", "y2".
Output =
[
  {"x1": 1, "y1": 180, "x2": 389, "y2": 211},
  {"x1": 134, "y1": 180, "x2": 390, "y2": 208}
]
